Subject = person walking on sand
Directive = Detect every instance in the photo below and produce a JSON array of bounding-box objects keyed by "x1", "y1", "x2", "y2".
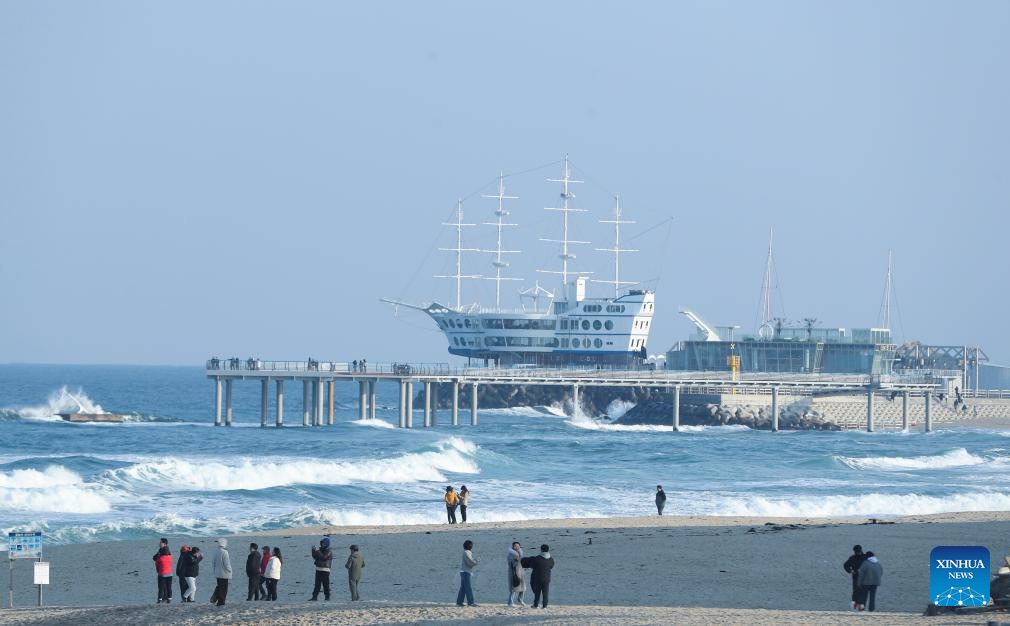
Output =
[
  {"x1": 521, "y1": 544, "x2": 555, "y2": 609},
  {"x1": 456, "y1": 539, "x2": 478, "y2": 606},
  {"x1": 264, "y1": 547, "x2": 282, "y2": 601},
  {"x1": 655, "y1": 485, "x2": 667, "y2": 516},
  {"x1": 154, "y1": 543, "x2": 174, "y2": 603},
  {"x1": 180, "y1": 546, "x2": 202, "y2": 602},
  {"x1": 507, "y1": 541, "x2": 526, "y2": 606},
  {"x1": 842, "y1": 544, "x2": 867, "y2": 610},
  {"x1": 345, "y1": 544, "x2": 365, "y2": 601},
  {"x1": 258, "y1": 545, "x2": 270, "y2": 599},
  {"x1": 445, "y1": 486, "x2": 459, "y2": 524},
  {"x1": 176, "y1": 545, "x2": 191, "y2": 600},
  {"x1": 459, "y1": 485, "x2": 470, "y2": 523},
  {"x1": 310, "y1": 536, "x2": 333, "y2": 601},
  {"x1": 209, "y1": 538, "x2": 232, "y2": 606},
  {"x1": 246, "y1": 542, "x2": 262, "y2": 601},
  {"x1": 857, "y1": 551, "x2": 883, "y2": 612}
]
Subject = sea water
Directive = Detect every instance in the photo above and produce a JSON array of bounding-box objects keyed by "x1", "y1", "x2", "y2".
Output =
[{"x1": 1, "y1": 364, "x2": 1008, "y2": 545}]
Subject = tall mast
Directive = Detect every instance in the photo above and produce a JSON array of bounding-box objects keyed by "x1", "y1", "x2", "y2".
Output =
[
  {"x1": 435, "y1": 199, "x2": 481, "y2": 310},
  {"x1": 593, "y1": 194, "x2": 638, "y2": 297},
  {"x1": 481, "y1": 174, "x2": 520, "y2": 311},
  {"x1": 757, "y1": 228, "x2": 776, "y2": 338},
  {"x1": 538, "y1": 156, "x2": 589, "y2": 297},
  {"x1": 878, "y1": 250, "x2": 893, "y2": 330}
]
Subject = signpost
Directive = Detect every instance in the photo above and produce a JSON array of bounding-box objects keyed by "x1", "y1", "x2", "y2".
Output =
[{"x1": 8, "y1": 532, "x2": 44, "y2": 608}]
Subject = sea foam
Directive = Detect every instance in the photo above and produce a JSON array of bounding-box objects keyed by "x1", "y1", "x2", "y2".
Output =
[{"x1": 836, "y1": 447, "x2": 986, "y2": 471}]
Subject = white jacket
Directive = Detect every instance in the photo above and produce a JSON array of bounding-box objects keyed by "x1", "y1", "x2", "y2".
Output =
[{"x1": 264, "y1": 555, "x2": 282, "y2": 580}]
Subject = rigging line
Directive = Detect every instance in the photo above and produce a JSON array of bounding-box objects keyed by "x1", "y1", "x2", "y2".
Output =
[
  {"x1": 624, "y1": 216, "x2": 675, "y2": 243},
  {"x1": 458, "y1": 158, "x2": 566, "y2": 205},
  {"x1": 395, "y1": 200, "x2": 465, "y2": 301},
  {"x1": 568, "y1": 161, "x2": 616, "y2": 198},
  {"x1": 891, "y1": 275, "x2": 906, "y2": 345}
]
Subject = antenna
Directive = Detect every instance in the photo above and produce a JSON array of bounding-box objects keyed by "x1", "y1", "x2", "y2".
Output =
[
  {"x1": 538, "y1": 156, "x2": 590, "y2": 298},
  {"x1": 593, "y1": 194, "x2": 639, "y2": 297},
  {"x1": 480, "y1": 173, "x2": 521, "y2": 311},
  {"x1": 756, "y1": 228, "x2": 777, "y2": 338},
  {"x1": 435, "y1": 199, "x2": 482, "y2": 310},
  {"x1": 877, "y1": 251, "x2": 893, "y2": 330}
]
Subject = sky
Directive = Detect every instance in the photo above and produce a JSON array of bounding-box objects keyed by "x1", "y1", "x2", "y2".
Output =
[{"x1": 1, "y1": 1, "x2": 1008, "y2": 366}]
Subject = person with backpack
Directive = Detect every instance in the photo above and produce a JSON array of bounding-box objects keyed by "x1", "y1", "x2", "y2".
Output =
[{"x1": 310, "y1": 536, "x2": 333, "y2": 601}]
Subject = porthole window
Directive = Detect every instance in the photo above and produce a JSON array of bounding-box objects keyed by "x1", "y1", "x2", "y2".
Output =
[
  {"x1": 594, "y1": 338, "x2": 603, "y2": 348},
  {"x1": 605, "y1": 320, "x2": 614, "y2": 330},
  {"x1": 593, "y1": 320, "x2": 602, "y2": 330},
  {"x1": 582, "y1": 320, "x2": 590, "y2": 330},
  {"x1": 449, "y1": 319, "x2": 456, "y2": 328},
  {"x1": 464, "y1": 319, "x2": 471, "y2": 328}
]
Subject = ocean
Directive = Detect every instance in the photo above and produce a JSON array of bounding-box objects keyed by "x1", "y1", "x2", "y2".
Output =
[{"x1": 1, "y1": 364, "x2": 1008, "y2": 545}]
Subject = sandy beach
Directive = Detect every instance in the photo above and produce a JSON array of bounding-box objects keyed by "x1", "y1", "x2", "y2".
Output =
[{"x1": 4, "y1": 512, "x2": 1010, "y2": 625}]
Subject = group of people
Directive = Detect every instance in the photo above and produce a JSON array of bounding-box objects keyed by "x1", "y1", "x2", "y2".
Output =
[
  {"x1": 456, "y1": 539, "x2": 557, "y2": 609},
  {"x1": 153, "y1": 536, "x2": 363, "y2": 605},
  {"x1": 842, "y1": 544, "x2": 883, "y2": 611},
  {"x1": 443, "y1": 485, "x2": 470, "y2": 523}
]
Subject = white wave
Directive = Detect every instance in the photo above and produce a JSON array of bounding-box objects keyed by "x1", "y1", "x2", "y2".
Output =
[
  {"x1": 567, "y1": 419, "x2": 673, "y2": 433},
  {"x1": 100, "y1": 437, "x2": 481, "y2": 492},
  {"x1": 18, "y1": 386, "x2": 106, "y2": 421},
  {"x1": 701, "y1": 490, "x2": 1010, "y2": 518},
  {"x1": 349, "y1": 418, "x2": 396, "y2": 429},
  {"x1": 837, "y1": 448, "x2": 986, "y2": 471},
  {"x1": 603, "y1": 399, "x2": 636, "y2": 420},
  {"x1": 0, "y1": 466, "x2": 110, "y2": 513}
]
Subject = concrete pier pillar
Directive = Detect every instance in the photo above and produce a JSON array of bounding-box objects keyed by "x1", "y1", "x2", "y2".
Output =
[
  {"x1": 328, "y1": 380, "x2": 335, "y2": 425},
  {"x1": 771, "y1": 387, "x2": 779, "y2": 432},
  {"x1": 302, "y1": 380, "x2": 311, "y2": 427},
  {"x1": 398, "y1": 380, "x2": 407, "y2": 428},
  {"x1": 225, "y1": 378, "x2": 233, "y2": 427},
  {"x1": 924, "y1": 392, "x2": 932, "y2": 433},
  {"x1": 572, "y1": 384, "x2": 580, "y2": 418},
  {"x1": 359, "y1": 381, "x2": 368, "y2": 421},
  {"x1": 405, "y1": 381, "x2": 414, "y2": 428},
  {"x1": 672, "y1": 385, "x2": 680, "y2": 431},
  {"x1": 470, "y1": 383, "x2": 478, "y2": 426},
  {"x1": 431, "y1": 383, "x2": 439, "y2": 427},
  {"x1": 368, "y1": 380, "x2": 376, "y2": 420},
  {"x1": 315, "y1": 379, "x2": 324, "y2": 426},
  {"x1": 424, "y1": 381, "x2": 432, "y2": 428},
  {"x1": 214, "y1": 378, "x2": 222, "y2": 426},
  {"x1": 866, "y1": 388, "x2": 874, "y2": 433},
  {"x1": 901, "y1": 390, "x2": 909, "y2": 430},
  {"x1": 275, "y1": 379, "x2": 284, "y2": 427},
  {"x1": 260, "y1": 379, "x2": 269, "y2": 428},
  {"x1": 452, "y1": 381, "x2": 460, "y2": 426}
]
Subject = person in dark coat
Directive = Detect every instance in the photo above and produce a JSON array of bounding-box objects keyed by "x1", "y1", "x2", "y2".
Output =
[
  {"x1": 857, "y1": 551, "x2": 883, "y2": 611},
  {"x1": 520, "y1": 544, "x2": 555, "y2": 609},
  {"x1": 310, "y1": 536, "x2": 333, "y2": 601},
  {"x1": 179, "y1": 546, "x2": 202, "y2": 602},
  {"x1": 843, "y1": 544, "x2": 867, "y2": 610},
  {"x1": 655, "y1": 485, "x2": 667, "y2": 516},
  {"x1": 246, "y1": 542, "x2": 262, "y2": 601},
  {"x1": 176, "y1": 545, "x2": 191, "y2": 600}
]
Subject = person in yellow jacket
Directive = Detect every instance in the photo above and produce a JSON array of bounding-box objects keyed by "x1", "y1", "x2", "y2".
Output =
[{"x1": 444, "y1": 486, "x2": 459, "y2": 524}]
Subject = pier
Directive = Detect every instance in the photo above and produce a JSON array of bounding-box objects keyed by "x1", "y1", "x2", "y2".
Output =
[{"x1": 206, "y1": 359, "x2": 944, "y2": 432}]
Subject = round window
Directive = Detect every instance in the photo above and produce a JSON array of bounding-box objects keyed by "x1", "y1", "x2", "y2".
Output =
[
  {"x1": 594, "y1": 338, "x2": 603, "y2": 348},
  {"x1": 605, "y1": 320, "x2": 614, "y2": 330},
  {"x1": 593, "y1": 320, "x2": 602, "y2": 330},
  {"x1": 464, "y1": 319, "x2": 471, "y2": 328},
  {"x1": 581, "y1": 320, "x2": 590, "y2": 330}
]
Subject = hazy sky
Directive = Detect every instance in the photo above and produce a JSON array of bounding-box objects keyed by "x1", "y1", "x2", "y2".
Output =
[{"x1": 2, "y1": 2, "x2": 1008, "y2": 366}]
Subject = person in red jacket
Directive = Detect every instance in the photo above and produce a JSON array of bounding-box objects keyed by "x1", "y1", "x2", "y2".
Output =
[
  {"x1": 258, "y1": 545, "x2": 271, "y2": 599},
  {"x1": 153, "y1": 539, "x2": 174, "y2": 604}
]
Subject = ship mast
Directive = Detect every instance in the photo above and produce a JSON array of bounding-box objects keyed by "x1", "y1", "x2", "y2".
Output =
[
  {"x1": 435, "y1": 199, "x2": 481, "y2": 310},
  {"x1": 538, "y1": 156, "x2": 589, "y2": 299},
  {"x1": 593, "y1": 194, "x2": 638, "y2": 298},
  {"x1": 481, "y1": 173, "x2": 521, "y2": 311},
  {"x1": 756, "y1": 228, "x2": 777, "y2": 339},
  {"x1": 878, "y1": 250, "x2": 893, "y2": 330}
]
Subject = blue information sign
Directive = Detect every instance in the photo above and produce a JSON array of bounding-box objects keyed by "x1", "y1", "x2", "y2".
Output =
[{"x1": 7, "y1": 532, "x2": 42, "y2": 559}]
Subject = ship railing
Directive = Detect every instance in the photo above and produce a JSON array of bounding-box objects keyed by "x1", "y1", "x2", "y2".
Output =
[{"x1": 206, "y1": 358, "x2": 454, "y2": 376}]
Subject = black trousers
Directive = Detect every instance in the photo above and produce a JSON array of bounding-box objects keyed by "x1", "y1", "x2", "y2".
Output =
[
  {"x1": 157, "y1": 576, "x2": 173, "y2": 602},
  {"x1": 210, "y1": 578, "x2": 229, "y2": 605},
  {"x1": 265, "y1": 578, "x2": 278, "y2": 600},
  {"x1": 312, "y1": 570, "x2": 331, "y2": 599},
  {"x1": 248, "y1": 574, "x2": 261, "y2": 600},
  {"x1": 531, "y1": 579, "x2": 550, "y2": 608},
  {"x1": 258, "y1": 574, "x2": 267, "y2": 598},
  {"x1": 859, "y1": 585, "x2": 878, "y2": 611},
  {"x1": 460, "y1": 505, "x2": 467, "y2": 522},
  {"x1": 178, "y1": 576, "x2": 188, "y2": 599},
  {"x1": 447, "y1": 505, "x2": 457, "y2": 524}
]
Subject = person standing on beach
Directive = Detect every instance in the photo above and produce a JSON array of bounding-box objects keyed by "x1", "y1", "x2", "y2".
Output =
[
  {"x1": 459, "y1": 485, "x2": 470, "y2": 523},
  {"x1": 180, "y1": 546, "x2": 201, "y2": 602},
  {"x1": 857, "y1": 551, "x2": 883, "y2": 612},
  {"x1": 154, "y1": 544, "x2": 174, "y2": 603},
  {"x1": 445, "y1": 486, "x2": 459, "y2": 524},
  {"x1": 842, "y1": 544, "x2": 867, "y2": 610},
  {"x1": 258, "y1": 545, "x2": 270, "y2": 599},
  {"x1": 521, "y1": 544, "x2": 555, "y2": 609},
  {"x1": 310, "y1": 536, "x2": 333, "y2": 601},
  {"x1": 655, "y1": 485, "x2": 667, "y2": 516},
  {"x1": 507, "y1": 541, "x2": 526, "y2": 606},
  {"x1": 264, "y1": 547, "x2": 282, "y2": 601},
  {"x1": 176, "y1": 545, "x2": 190, "y2": 600},
  {"x1": 209, "y1": 538, "x2": 232, "y2": 606},
  {"x1": 246, "y1": 542, "x2": 262, "y2": 601},
  {"x1": 345, "y1": 544, "x2": 365, "y2": 601},
  {"x1": 456, "y1": 539, "x2": 478, "y2": 606}
]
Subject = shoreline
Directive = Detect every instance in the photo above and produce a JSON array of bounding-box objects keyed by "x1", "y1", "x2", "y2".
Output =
[{"x1": 4, "y1": 511, "x2": 1009, "y2": 624}]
